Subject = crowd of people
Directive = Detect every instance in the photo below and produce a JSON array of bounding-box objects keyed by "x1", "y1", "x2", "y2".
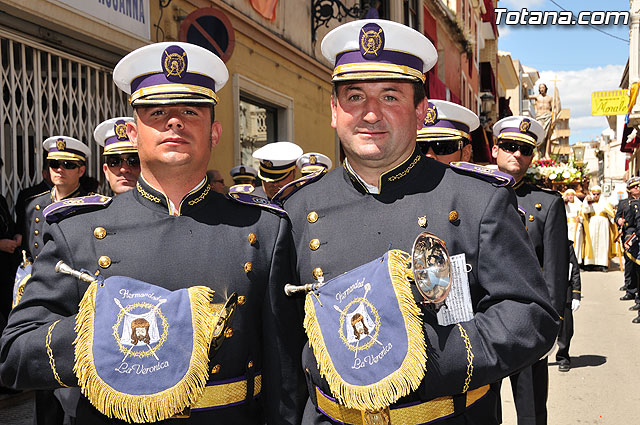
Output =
[{"x1": 0, "y1": 17, "x2": 633, "y2": 425}]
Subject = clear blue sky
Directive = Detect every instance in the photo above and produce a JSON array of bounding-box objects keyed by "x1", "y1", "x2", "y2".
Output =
[{"x1": 497, "y1": 0, "x2": 629, "y2": 143}]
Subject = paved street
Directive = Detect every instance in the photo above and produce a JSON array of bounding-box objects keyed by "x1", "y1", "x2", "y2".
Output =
[
  {"x1": 501, "y1": 259, "x2": 640, "y2": 424},
  {"x1": 0, "y1": 261, "x2": 638, "y2": 424}
]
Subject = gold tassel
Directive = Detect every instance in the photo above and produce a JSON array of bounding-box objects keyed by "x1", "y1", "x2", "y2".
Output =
[
  {"x1": 304, "y1": 249, "x2": 427, "y2": 411},
  {"x1": 74, "y1": 284, "x2": 217, "y2": 423}
]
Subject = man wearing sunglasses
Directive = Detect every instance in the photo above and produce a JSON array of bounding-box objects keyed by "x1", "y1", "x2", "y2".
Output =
[
  {"x1": 19, "y1": 136, "x2": 91, "y2": 261},
  {"x1": 492, "y1": 116, "x2": 569, "y2": 425},
  {"x1": 94, "y1": 117, "x2": 141, "y2": 195},
  {"x1": 417, "y1": 100, "x2": 478, "y2": 164}
]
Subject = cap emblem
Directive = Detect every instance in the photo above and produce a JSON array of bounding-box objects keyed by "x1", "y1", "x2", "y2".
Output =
[
  {"x1": 264, "y1": 160, "x2": 273, "y2": 168},
  {"x1": 114, "y1": 120, "x2": 128, "y2": 141},
  {"x1": 162, "y1": 45, "x2": 188, "y2": 81},
  {"x1": 310, "y1": 155, "x2": 317, "y2": 165},
  {"x1": 56, "y1": 138, "x2": 66, "y2": 151},
  {"x1": 519, "y1": 119, "x2": 531, "y2": 133},
  {"x1": 239, "y1": 166, "x2": 246, "y2": 174},
  {"x1": 360, "y1": 23, "x2": 384, "y2": 59},
  {"x1": 424, "y1": 103, "x2": 438, "y2": 126}
]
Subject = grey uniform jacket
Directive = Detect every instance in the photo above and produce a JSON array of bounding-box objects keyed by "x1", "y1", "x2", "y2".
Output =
[
  {"x1": 284, "y1": 149, "x2": 559, "y2": 423},
  {"x1": 514, "y1": 181, "x2": 569, "y2": 317},
  {"x1": 17, "y1": 184, "x2": 87, "y2": 261},
  {"x1": 0, "y1": 176, "x2": 305, "y2": 425}
]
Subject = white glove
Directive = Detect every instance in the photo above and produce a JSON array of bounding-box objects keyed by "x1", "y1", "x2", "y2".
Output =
[{"x1": 571, "y1": 299, "x2": 580, "y2": 312}]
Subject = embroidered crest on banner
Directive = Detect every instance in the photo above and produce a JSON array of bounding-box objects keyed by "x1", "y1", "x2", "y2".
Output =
[
  {"x1": 74, "y1": 274, "x2": 218, "y2": 423},
  {"x1": 303, "y1": 250, "x2": 426, "y2": 412}
]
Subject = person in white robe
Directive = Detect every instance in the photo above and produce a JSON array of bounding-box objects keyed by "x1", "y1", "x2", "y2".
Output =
[
  {"x1": 582, "y1": 185, "x2": 618, "y2": 271},
  {"x1": 564, "y1": 189, "x2": 587, "y2": 264}
]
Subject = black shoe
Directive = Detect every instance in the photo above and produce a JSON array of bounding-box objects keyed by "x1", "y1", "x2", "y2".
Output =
[
  {"x1": 558, "y1": 364, "x2": 570, "y2": 372},
  {"x1": 621, "y1": 286, "x2": 629, "y2": 291},
  {"x1": 633, "y1": 316, "x2": 640, "y2": 324},
  {"x1": 601, "y1": 266, "x2": 609, "y2": 273},
  {"x1": 630, "y1": 304, "x2": 640, "y2": 311},
  {"x1": 621, "y1": 293, "x2": 635, "y2": 301}
]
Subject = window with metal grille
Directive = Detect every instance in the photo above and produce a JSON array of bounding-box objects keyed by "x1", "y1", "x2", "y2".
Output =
[{"x1": 0, "y1": 29, "x2": 130, "y2": 212}]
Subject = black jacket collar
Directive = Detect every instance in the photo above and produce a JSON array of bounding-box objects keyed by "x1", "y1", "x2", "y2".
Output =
[
  {"x1": 135, "y1": 175, "x2": 211, "y2": 215},
  {"x1": 343, "y1": 147, "x2": 423, "y2": 195}
]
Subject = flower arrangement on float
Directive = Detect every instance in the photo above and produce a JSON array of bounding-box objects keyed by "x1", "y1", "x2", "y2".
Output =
[{"x1": 525, "y1": 159, "x2": 584, "y2": 186}]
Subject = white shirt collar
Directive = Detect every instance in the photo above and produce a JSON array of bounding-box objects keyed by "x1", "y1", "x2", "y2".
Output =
[{"x1": 344, "y1": 159, "x2": 379, "y2": 194}]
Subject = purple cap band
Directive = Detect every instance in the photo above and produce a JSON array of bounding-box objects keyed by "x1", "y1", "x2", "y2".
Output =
[
  {"x1": 424, "y1": 119, "x2": 470, "y2": 133},
  {"x1": 335, "y1": 49, "x2": 423, "y2": 72},
  {"x1": 131, "y1": 72, "x2": 216, "y2": 93},
  {"x1": 48, "y1": 147, "x2": 86, "y2": 156},
  {"x1": 105, "y1": 136, "x2": 130, "y2": 146},
  {"x1": 500, "y1": 127, "x2": 537, "y2": 140}
]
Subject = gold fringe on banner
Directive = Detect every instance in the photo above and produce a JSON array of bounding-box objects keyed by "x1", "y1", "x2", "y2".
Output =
[
  {"x1": 304, "y1": 249, "x2": 427, "y2": 412},
  {"x1": 12, "y1": 272, "x2": 31, "y2": 308},
  {"x1": 74, "y1": 283, "x2": 217, "y2": 423}
]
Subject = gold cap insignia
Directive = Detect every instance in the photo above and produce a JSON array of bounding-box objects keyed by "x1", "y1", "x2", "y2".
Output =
[
  {"x1": 310, "y1": 155, "x2": 317, "y2": 164},
  {"x1": 114, "y1": 122, "x2": 128, "y2": 140},
  {"x1": 264, "y1": 160, "x2": 273, "y2": 168},
  {"x1": 359, "y1": 23, "x2": 384, "y2": 58},
  {"x1": 162, "y1": 45, "x2": 188, "y2": 80},
  {"x1": 424, "y1": 103, "x2": 438, "y2": 126},
  {"x1": 519, "y1": 119, "x2": 531, "y2": 133},
  {"x1": 56, "y1": 138, "x2": 66, "y2": 151}
]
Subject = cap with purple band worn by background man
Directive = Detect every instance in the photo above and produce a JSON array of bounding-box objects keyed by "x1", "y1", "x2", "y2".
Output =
[
  {"x1": 93, "y1": 117, "x2": 136, "y2": 155},
  {"x1": 43, "y1": 136, "x2": 90, "y2": 162},
  {"x1": 417, "y1": 100, "x2": 479, "y2": 143},
  {"x1": 493, "y1": 116, "x2": 545, "y2": 147}
]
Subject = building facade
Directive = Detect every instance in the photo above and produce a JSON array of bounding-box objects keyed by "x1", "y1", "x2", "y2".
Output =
[{"x1": 1, "y1": 0, "x2": 507, "y2": 207}]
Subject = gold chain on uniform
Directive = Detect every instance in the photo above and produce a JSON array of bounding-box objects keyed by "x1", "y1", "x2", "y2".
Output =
[
  {"x1": 136, "y1": 182, "x2": 162, "y2": 203},
  {"x1": 387, "y1": 155, "x2": 421, "y2": 182},
  {"x1": 457, "y1": 323, "x2": 474, "y2": 393},
  {"x1": 187, "y1": 184, "x2": 211, "y2": 206},
  {"x1": 46, "y1": 320, "x2": 70, "y2": 388}
]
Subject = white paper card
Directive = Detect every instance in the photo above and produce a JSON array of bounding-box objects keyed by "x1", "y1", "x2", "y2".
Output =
[{"x1": 437, "y1": 253, "x2": 474, "y2": 326}]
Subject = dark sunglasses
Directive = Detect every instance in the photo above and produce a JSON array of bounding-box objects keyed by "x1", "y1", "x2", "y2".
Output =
[
  {"x1": 48, "y1": 159, "x2": 82, "y2": 170},
  {"x1": 106, "y1": 155, "x2": 140, "y2": 168},
  {"x1": 498, "y1": 141, "x2": 535, "y2": 156},
  {"x1": 419, "y1": 139, "x2": 465, "y2": 156}
]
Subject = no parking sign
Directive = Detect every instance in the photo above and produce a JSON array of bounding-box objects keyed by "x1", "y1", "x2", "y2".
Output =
[{"x1": 179, "y1": 8, "x2": 235, "y2": 63}]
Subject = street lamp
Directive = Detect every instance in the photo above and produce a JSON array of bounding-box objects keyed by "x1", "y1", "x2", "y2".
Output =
[
  {"x1": 572, "y1": 142, "x2": 585, "y2": 165},
  {"x1": 480, "y1": 92, "x2": 495, "y2": 125}
]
